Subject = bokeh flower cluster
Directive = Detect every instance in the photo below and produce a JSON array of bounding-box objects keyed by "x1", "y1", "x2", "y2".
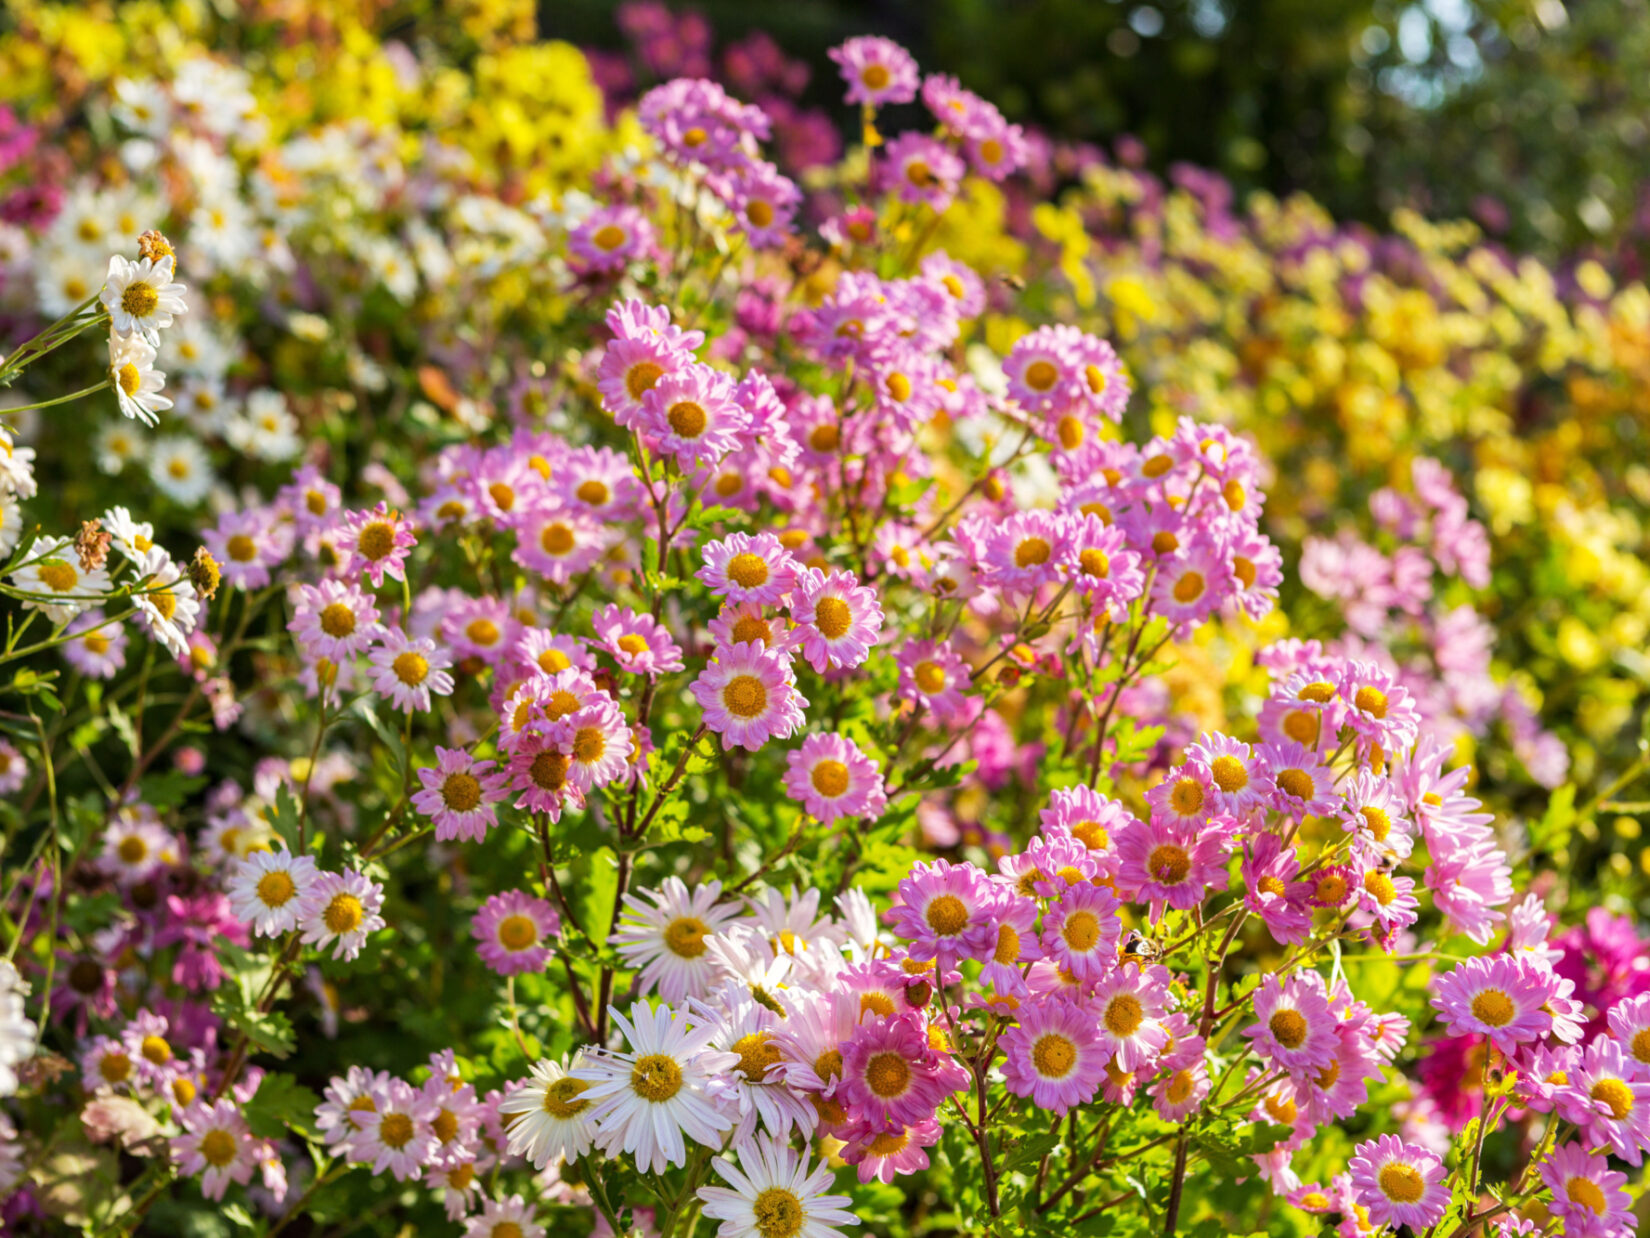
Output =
[{"x1": 0, "y1": 2, "x2": 1643, "y2": 1237}]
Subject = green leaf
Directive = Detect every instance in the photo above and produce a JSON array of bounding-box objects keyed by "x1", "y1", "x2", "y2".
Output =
[
  {"x1": 139, "y1": 770, "x2": 207, "y2": 813},
  {"x1": 269, "y1": 783, "x2": 303, "y2": 854},
  {"x1": 351, "y1": 697, "x2": 407, "y2": 780},
  {"x1": 576, "y1": 847, "x2": 620, "y2": 947},
  {"x1": 998, "y1": 1127, "x2": 1065, "y2": 1176},
  {"x1": 242, "y1": 1072, "x2": 320, "y2": 1139},
  {"x1": 1530, "y1": 783, "x2": 1576, "y2": 854}
]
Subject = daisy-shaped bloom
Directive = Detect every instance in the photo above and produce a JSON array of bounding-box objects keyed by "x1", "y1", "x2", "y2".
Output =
[
  {"x1": 1186, "y1": 733, "x2": 1266, "y2": 816},
  {"x1": 102, "y1": 254, "x2": 187, "y2": 343},
  {"x1": 562, "y1": 700, "x2": 635, "y2": 793},
  {"x1": 1356, "y1": 867, "x2": 1421, "y2": 941},
  {"x1": 338, "y1": 502, "x2": 416, "y2": 588},
  {"x1": 702, "y1": 985, "x2": 816, "y2": 1142},
  {"x1": 978, "y1": 894, "x2": 1042, "y2": 993},
  {"x1": 1556, "y1": 1037, "x2": 1650, "y2": 1165},
  {"x1": 613, "y1": 878, "x2": 741, "y2": 1004},
  {"x1": 0, "y1": 741, "x2": 24, "y2": 795},
  {"x1": 727, "y1": 160, "x2": 803, "y2": 249},
  {"x1": 598, "y1": 334, "x2": 692, "y2": 426},
  {"x1": 108, "y1": 333, "x2": 172, "y2": 426},
  {"x1": 1429, "y1": 955, "x2": 1554, "y2": 1055},
  {"x1": 472, "y1": 890, "x2": 560, "y2": 977},
  {"x1": 81, "y1": 1034, "x2": 135, "y2": 1091},
  {"x1": 1058, "y1": 514, "x2": 1144, "y2": 619},
  {"x1": 692, "y1": 641, "x2": 808, "y2": 751},
  {"x1": 298, "y1": 869, "x2": 386, "y2": 962},
  {"x1": 639, "y1": 363, "x2": 748, "y2": 470},
  {"x1": 782, "y1": 732, "x2": 887, "y2": 824},
  {"x1": 838, "y1": 1011, "x2": 966, "y2": 1129},
  {"x1": 698, "y1": 1133, "x2": 857, "y2": 1238},
  {"x1": 100, "y1": 812, "x2": 174, "y2": 887},
  {"x1": 1244, "y1": 973, "x2": 1338, "y2": 1075},
  {"x1": 698, "y1": 532, "x2": 798, "y2": 608},
  {"x1": 441, "y1": 595, "x2": 514, "y2": 664},
  {"x1": 12, "y1": 537, "x2": 112, "y2": 625},
  {"x1": 514, "y1": 627, "x2": 593, "y2": 677},
  {"x1": 368, "y1": 629, "x2": 454, "y2": 713},
  {"x1": 347, "y1": 1077, "x2": 437, "y2": 1181},
  {"x1": 462, "y1": 1194, "x2": 543, "y2": 1238},
  {"x1": 887, "y1": 859, "x2": 998, "y2": 966},
  {"x1": 1241, "y1": 834, "x2": 1312, "y2": 946},
  {"x1": 789, "y1": 567, "x2": 882, "y2": 673},
  {"x1": 1113, "y1": 815, "x2": 1231, "y2": 920},
  {"x1": 1150, "y1": 545, "x2": 1232, "y2": 630},
  {"x1": 508, "y1": 501, "x2": 608, "y2": 585},
  {"x1": 498, "y1": 1054, "x2": 595, "y2": 1169},
  {"x1": 828, "y1": 35, "x2": 919, "y2": 106},
  {"x1": 412, "y1": 747, "x2": 508, "y2": 843},
  {"x1": 504, "y1": 730, "x2": 582, "y2": 821},
  {"x1": 1151, "y1": 1060, "x2": 1211, "y2": 1123},
  {"x1": 62, "y1": 610, "x2": 128, "y2": 679},
  {"x1": 1347, "y1": 1135, "x2": 1447, "y2": 1232},
  {"x1": 591, "y1": 604, "x2": 683, "y2": 675},
  {"x1": 170, "y1": 1099, "x2": 255, "y2": 1201},
  {"x1": 1000, "y1": 998, "x2": 1107, "y2": 1115},
  {"x1": 895, "y1": 639, "x2": 971, "y2": 724},
  {"x1": 574, "y1": 1001, "x2": 735, "y2": 1174},
  {"x1": 881, "y1": 132, "x2": 964, "y2": 212},
  {"x1": 1259, "y1": 670, "x2": 1343, "y2": 752},
  {"x1": 226, "y1": 848, "x2": 319, "y2": 937},
  {"x1": 1337, "y1": 660, "x2": 1422, "y2": 752},
  {"x1": 202, "y1": 507, "x2": 289, "y2": 591},
  {"x1": 1607, "y1": 993, "x2": 1650, "y2": 1078},
  {"x1": 1041, "y1": 883, "x2": 1124, "y2": 980},
  {"x1": 1338, "y1": 769, "x2": 1414, "y2": 864},
  {"x1": 148, "y1": 436, "x2": 214, "y2": 505},
  {"x1": 1144, "y1": 762, "x2": 1215, "y2": 829},
  {"x1": 1539, "y1": 1140, "x2": 1634, "y2": 1235},
  {"x1": 289, "y1": 578, "x2": 382, "y2": 662},
  {"x1": 568, "y1": 204, "x2": 656, "y2": 276},
  {"x1": 1093, "y1": 964, "x2": 1172, "y2": 1072},
  {"x1": 838, "y1": 1116, "x2": 942, "y2": 1186},
  {"x1": 1257, "y1": 740, "x2": 1338, "y2": 820},
  {"x1": 132, "y1": 548, "x2": 200, "y2": 658}
]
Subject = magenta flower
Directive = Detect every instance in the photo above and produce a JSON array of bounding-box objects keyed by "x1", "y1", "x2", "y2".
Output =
[
  {"x1": 338, "y1": 502, "x2": 416, "y2": 588},
  {"x1": 1000, "y1": 998, "x2": 1107, "y2": 1115},
  {"x1": 1539, "y1": 1140, "x2": 1634, "y2": 1234},
  {"x1": 1091, "y1": 964, "x2": 1171, "y2": 1072},
  {"x1": 782, "y1": 732, "x2": 886, "y2": 824},
  {"x1": 838, "y1": 1115, "x2": 941, "y2": 1185},
  {"x1": 1256, "y1": 740, "x2": 1338, "y2": 820},
  {"x1": 202, "y1": 507, "x2": 291, "y2": 591},
  {"x1": 568, "y1": 204, "x2": 656, "y2": 276},
  {"x1": 288, "y1": 578, "x2": 382, "y2": 662},
  {"x1": 1113, "y1": 814, "x2": 1231, "y2": 920},
  {"x1": 368, "y1": 628, "x2": 454, "y2": 713},
  {"x1": 1039, "y1": 883, "x2": 1122, "y2": 981},
  {"x1": 895, "y1": 639, "x2": 971, "y2": 724},
  {"x1": 1150, "y1": 1060, "x2": 1210, "y2": 1123},
  {"x1": 1347, "y1": 1134, "x2": 1447, "y2": 1231},
  {"x1": 170, "y1": 1099, "x2": 256, "y2": 1200},
  {"x1": 412, "y1": 747, "x2": 509, "y2": 843},
  {"x1": 697, "y1": 532, "x2": 798, "y2": 607},
  {"x1": 1555, "y1": 1037, "x2": 1650, "y2": 1165},
  {"x1": 886, "y1": 858, "x2": 997, "y2": 965},
  {"x1": 880, "y1": 132, "x2": 964, "y2": 213},
  {"x1": 638, "y1": 363, "x2": 749, "y2": 470},
  {"x1": 591, "y1": 604, "x2": 683, "y2": 675},
  {"x1": 828, "y1": 36, "x2": 919, "y2": 107},
  {"x1": 1243, "y1": 972, "x2": 1338, "y2": 1074},
  {"x1": 61, "y1": 609, "x2": 128, "y2": 679},
  {"x1": 837, "y1": 1012, "x2": 964, "y2": 1129},
  {"x1": 471, "y1": 890, "x2": 561, "y2": 977},
  {"x1": 691, "y1": 641, "x2": 807, "y2": 751},
  {"x1": 1241, "y1": 834, "x2": 1312, "y2": 946},
  {"x1": 507, "y1": 500, "x2": 610, "y2": 585}
]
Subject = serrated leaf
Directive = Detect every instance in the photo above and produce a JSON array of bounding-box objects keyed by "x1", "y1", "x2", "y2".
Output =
[
  {"x1": 269, "y1": 783, "x2": 303, "y2": 854},
  {"x1": 998, "y1": 1128, "x2": 1064, "y2": 1176},
  {"x1": 242, "y1": 1072, "x2": 320, "y2": 1139}
]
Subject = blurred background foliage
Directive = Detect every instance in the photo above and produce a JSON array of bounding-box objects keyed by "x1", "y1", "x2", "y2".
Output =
[{"x1": 549, "y1": 0, "x2": 1650, "y2": 265}]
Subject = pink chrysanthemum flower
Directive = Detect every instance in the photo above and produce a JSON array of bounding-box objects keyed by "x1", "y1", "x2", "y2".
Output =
[
  {"x1": 1347, "y1": 1135, "x2": 1448, "y2": 1231},
  {"x1": 338, "y1": 502, "x2": 416, "y2": 588},
  {"x1": 347, "y1": 1077, "x2": 437, "y2": 1181},
  {"x1": 1092, "y1": 964, "x2": 1172, "y2": 1073},
  {"x1": 1151, "y1": 1060, "x2": 1211, "y2": 1123},
  {"x1": 895, "y1": 639, "x2": 971, "y2": 724},
  {"x1": 62, "y1": 610, "x2": 128, "y2": 679},
  {"x1": 1241, "y1": 834, "x2": 1312, "y2": 946},
  {"x1": 442, "y1": 595, "x2": 514, "y2": 664},
  {"x1": 462, "y1": 1194, "x2": 544, "y2": 1238},
  {"x1": 726, "y1": 160, "x2": 802, "y2": 249},
  {"x1": 1004, "y1": 325, "x2": 1084, "y2": 417},
  {"x1": 691, "y1": 641, "x2": 807, "y2": 751},
  {"x1": 412, "y1": 747, "x2": 509, "y2": 843},
  {"x1": 562, "y1": 700, "x2": 635, "y2": 793},
  {"x1": 1000, "y1": 998, "x2": 1107, "y2": 1115},
  {"x1": 1040, "y1": 883, "x2": 1123, "y2": 981},
  {"x1": 1114, "y1": 814, "x2": 1231, "y2": 920},
  {"x1": 1186, "y1": 732, "x2": 1266, "y2": 816},
  {"x1": 639, "y1": 363, "x2": 748, "y2": 470},
  {"x1": 782, "y1": 732, "x2": 887, "y2": 824},
  {"x1": 590, "y1": 604, "x2": 683, "y2": 675},
  {"x1": 226, "y1": 848, "x2": 319, "y2": 937},
  {"x1": 472, "y1": 890, "x2": 560, "y2": 977},
  {"x1": 1144, "y1": 761, "x2": 1215, "y2": 829},
  {"x1": 1337, "y1": 659, "x2": 1422, "y2": 752},
  {"x1": 1555, "y1": 1037, "x2": 1650, "y2": 1165},
  {"x1": 1539, "y1": 1140, "x2": 1634, "y2": 1234},
  {"x1": 170, "y1": 1099, "x2": 256, "y2": 1200},
  {"x1": 1338, "y1": 769, "x2": 1414, "y2": 864},
  {"x1": 368, "y1": 629, "x2": 454, "y2": 713},
  {"x1": 288, "y1": 579, "x2": 382, "y2": 662},
  {"x1": 568, "y1": 204, "x2": 656, "y2": 275},
  {"x1": 1058, "y1": 514, "x2": 1143, "y2": 619},
  {"x1": 278, "y1": 464, "x2": 342, "y2": 536},
  {"x1": 828, "y1": 36, "x2": 920, "y2": 106},
  {"x1": 1244, "y1": 973, "x2": 1338, "y2": 1075},
  {"x1": 1607, "y1": 993, "x2": 1650, "y2": 1078},
  {"x1": 504, "y1": 730, "x2": 582, "y2": 821},
  {"x1": 788, "y1": 567, "x2": 882, "y2": 673},
  {"x1": 298, "y1": 869, "x2": 386, "y2": 962},
  {"x1": 508, "y1": 501, "x2": 609, "y2": 585},
  {"x1": 697, "y1": 532, "x2": 798, "y2": 607},
  {"x1": 1150, "y1": 544, "x2": 1232, "y2": 630},
  {"x1": 1429, "y1": 954, "x2": 1554, "y2": 1055},
  {"x1": 880, "y1": 132, "x2": 964, "y2": 212},
  {"x1": 886, "y1": 858, "x2": 998, "y2": 965},
  {"x1": 202, "y1": 507, "x2": 291, "y2": 590},
  {"x1": 1257, "y1": 740, "x2": 1339, "y2": 819},
  {"x1": 838, "y1": 1115, "x2": 942, "y2": 1185},
  {"x1": 706, "y1": 601, "x2": 797, "y2": 655},
  {"x1": 837, "y1": 1012, "x2": 965, "y2": 1129},
  {"x1": 1039, "y1": 784, "x2": 1130, "y2": 863}
]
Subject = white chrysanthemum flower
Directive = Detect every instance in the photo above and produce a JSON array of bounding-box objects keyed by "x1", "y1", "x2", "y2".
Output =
[
  {"x1": 34, "y1": 246, "x2": 106, "y2": 316},
  {"x1": 497, "y1": 1055, "x2": 596, "y2": 1169},
  {"x1": 45, "y1": 187, "x2": 114, "y2": 260},
  {"x1": 11, "y1": 537, "x2": 112, "y2": 624},
  {"x1": 0, "y1": 961, "x2": 37, "y2": 1098},
  {"x1": 225, "y1": 389, "x2": 299, "y2": 461},
  {"x1": 102, "y1": 507, "x2": 157, "y2": 562},
  {"x1": 0, "y1": 427, "x2": 35, "y2": 499},
  {"x1": 95, "y1": 421, "x2": 146, "y2": 474},
  {"x1": 572, "y1": 1002, "x2": 736, "y2": 1174},
  {"x1": 187, "y1": 198, "x2": 256, "y2": 273},
  {"x1": 0, "y1": 490, "x2": 21, "y2": 558},
  {"x1": 163, "y1": 314, "x2": 238, "y2": 378},
  {"x1": 101, "y1": 254, "x2": 187, "y2": 344},
  {"x1": 148, "y1": 436, "x2": 214, "y2": 505},
  {"x1": 226, "y1": 848, "x2": 320, "y2": 937},
  {"x1": 107, "y1": 333, "x2": 172, "y2": 427},
  {"x1": 611, "y1": 877, "x2": 742, "y2": 1005},
  {"x1": 131, "y1": 547, "x2": 200, "y2": 657},
  {"x1": 696, "y1": 1133, "x2": 859, "y2": 1238},
  {"x1": 110, "y1": 78, "x2": 172, "y2": 138},
  {"x1": 699, "y1": 984, "x2": 817, "y2": 1142}
]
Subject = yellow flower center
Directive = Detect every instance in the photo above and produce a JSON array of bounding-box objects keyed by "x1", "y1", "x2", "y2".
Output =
[
  {"x1": 1297, "y1": 681, "x2": 1336, "y2": 704},
  {"x1": 118, "y1": 835, "x2": 148, "y2": 864},
  {"x1": 1363, "y1": 871, "x2": 1396, "y2": 906},
  {"x1": 1104, "y1": 993, "x2": 1144, "y2": 1037},
  {"x1": 1033, "y1": 1032, "x2": 1077, "y2": 1078},
  {"x1": 885, "y1": 372, "x2": 912, "y2": 402},
  {"x1": 83, "y1": 632, "x2": 111, "y2": 655},
  {"x1": 392, "y1": 652, "x2": 428, "y2": 686},
  {"x1": 1567, "y1": 1176, "x2": 1608, "y2": 1215},
  {"x1": 746, "y1": 199, "x2": 775, "y2": 228},
  {"x1": 914, "y1": 660, "x2": 946, "y2": 694},
  {"x1": 722, "y1": 674, "x2": 768, "y2": 719},
  {"x1": 1168, "y1": 778, "x2": 1204, "y2": 816},
  {"x1": 664, "y1": 916, "x2": 710, "y2": 958},
  {"x1": 573, "y1": 726, "x2": 606, "y2": 764},
  {"x1": 630, "y1": 1054, "x2": 684, "y2": 1102},
  {"x1": 37, "y1": 560, "x2": 79, "y2": 592},
  {"x1": 1015, "y1": 536, "x2": 1051, "y2": 568},
  {"x1": 540, "y1": 523, "x2": 575, "y2": 555},
  {"x1": 864, "y1": 1051, "x2": 911, "y2": 1098},
  {"x1": 257, "y1": 870, "x2": 297, "y2": 907},
  {"x1": 667, "y1": 400, "x2": 707, "y2": 438},
  {"x1": 1071, "y1": 819, "x2": 1109, "y2": 850},
  {"x1": 731, "y1": 1031, "x2": 781, "y2": 1082},
  {"x1": 497, "y1": 914, "x2": 538, "y2": 951},
  {"x1": 1024, "y1": 360, "x2": 1059, "y2": 391},
  {"x1": 727, "y1": 553, "x2": 769, "y2": 589},
  {"x1": 1275, "y1": 768, "x2": 1314, "y2": 801},
  {"x1": 994, "y1": 923, "x2": 1021, "y2": 963},
  {"x1": 1148, "y1": 843, "x2": 1191, "y2": 883},
  {"x1": 1269, "y1": 1009, "x2": 1308, "y2": 1049},
  {"x1": 1078, "y1": 548, "x2": 1109, "y2": 578},
  {"x1": 1471, "y1": 989, "x2": 1515, "y2": 1028},
  {"x1": 225, "y1": 534, "x2": 257, "y2": 563},
  {"x1": 1172, "y1": 571, "x2": 1205, "y2": 604},
  {"x1": 357, "y1": 521, "x2": 396, "y2": 561},
  {"x1": 1166, "y1": 1069, "x2": 1194, "y2": 1104},
  {"x1": 813, "y1": 596, "x2": 852, "y2": 639},
  {"x1": 1353, "y1": 686, "x2": 1388, "y2": 719},
  {"x1": 537, "y1": 648, "x2": 571, "y2": 673},
  {"x1": 810, "y1": 759, "x2": 850, "y2": 798},
  {"x1": 378, "y1": 1112, "x2": 415, "y2": 1149},
  {"x1": 141, "y1": 1034, "x2": 171, "y2": 1065},
  {"x1": 1258, "y1": 875, "x2": 1286, "y2": 897},
  {"x1": 100, "y1": 1050, "x2": 133, "y2": 1083},
  {"x1": 752, "y1": 1186, "x2": 805, "y2": 1238},
  {"x1": 1210, "y1": 755, "x2": 1247, "y2": 792},
  {"x1": 925, "y1": 894, "x2": 969, "y2": 936},
  {"x1": 120, "y1": 281, "x2": 160, "y2": 318},
  {"x1": 1282, "y1": 710, "x2": 1321, "y2": 746},
  {"x1": 625, "y1": 362, "x2": 663, "y2": 401},
  {"x1": 592, "y1": 224, "x2": 627, "y2": 251},
  {"x1": 200, "y1": 1128, "x2": 239, "y2": 1167},
  {"x1": 116, "y1": 362, "x2": 142, "y2": 396},
  {"x1": 543, "y1": 1076, "x2": 592, "y2": 1118},
  {"x1": 466, "y1": 618, "x2": 499, "y2": 646},
  {"x1": 1591, "y1": 1077, "x2": 1634, "y2": 1120},
  {"x1": 324, "y1": 893, "x2": 364, "y2": 935},
  {"x1": 860, "y1": 63, "x2": 891, "y2": 89},
  {"x1": 809, "y1": 422, "x2": 840, "y2": 452},
  {"x1": 1378, "y1": 1163, "x2": 1425, "y2": 1204},
  {"x1": 529, "y1": 751, "x2": 569, "y2": 792},
  {"x1": 1062, "y1": 910, "x2": 1101, "y2": 951}
]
